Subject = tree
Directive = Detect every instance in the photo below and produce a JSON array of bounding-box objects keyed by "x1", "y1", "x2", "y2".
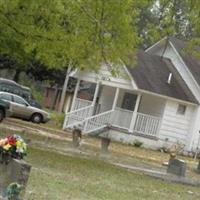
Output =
[
  {"x1": 136, "y1": 0, "x2": 192, "y2": 49},
  {"x1": 0, "y1": 0, "x2": 144, "y2": 111},
  {"x1": 0, "y1": 0, "x2": 141, "y2": 69}
]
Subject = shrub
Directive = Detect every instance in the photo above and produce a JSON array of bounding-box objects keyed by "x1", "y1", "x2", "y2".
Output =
[
  {"x1": 50, "y1": 111, "x2": 65, "y2": 128},
  {"x1": 133, "y1": 140, "x2": 143, "y2": 148}
]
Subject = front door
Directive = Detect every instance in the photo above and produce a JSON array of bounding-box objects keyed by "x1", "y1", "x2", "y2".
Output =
[{"x1": 121, "y1": 92, "x2": 137, "y2": 111}]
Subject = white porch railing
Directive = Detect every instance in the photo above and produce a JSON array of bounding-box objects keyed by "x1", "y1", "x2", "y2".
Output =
[
  {"x1": 111, "y1": 108, "x2": 161, "y2": 137},
  {"x1": 63, "y1": 105, "x2": 94, "y2": 129},
  {"x1": 64, "y1": 104, "x2": 161, "y2": 137},
  {"x1": 134, "y1": 113, "x2": 161, "y2": 137},
  {"x1": 83, "y1": 110, "x2": 114, "y2": 134},
  {"x1": 112, "y1": 107, "x2": 133, "y2": 129},
  {"x1": 73, "y1": 98, "x2": 92, "y2": 110}
]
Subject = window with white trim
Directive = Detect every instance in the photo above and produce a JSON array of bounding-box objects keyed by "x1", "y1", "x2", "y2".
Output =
[{"x1": 177, "y1": 104, "x2": 186, "y2": 115}]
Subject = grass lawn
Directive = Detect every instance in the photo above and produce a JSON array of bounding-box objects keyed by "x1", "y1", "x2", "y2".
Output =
[{"x1": 24, "y1": 147, "x2": 200, "y2": 200}]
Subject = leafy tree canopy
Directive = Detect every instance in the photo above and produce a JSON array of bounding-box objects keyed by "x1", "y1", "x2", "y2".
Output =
[{"x1": 0, "y1": 0, "x2": 142, "y2": 73}]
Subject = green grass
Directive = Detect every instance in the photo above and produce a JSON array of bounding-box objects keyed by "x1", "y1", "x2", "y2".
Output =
[{"x1": 24, "y1": 147, "x2": 200, "y2": 200}]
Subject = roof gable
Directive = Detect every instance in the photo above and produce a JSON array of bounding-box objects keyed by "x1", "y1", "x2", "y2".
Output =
[
  {"x1": 168, "y1": 37, "x2": 200, "y2": 87},
  {"x1": 126, "y1": 50, "x2": 198, "y2": 104}
]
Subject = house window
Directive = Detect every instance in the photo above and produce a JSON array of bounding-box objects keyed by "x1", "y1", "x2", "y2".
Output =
[
  {"x1": 177, "y1": 104, "x2": 186, "y2": 115},
  {"x1": 121, "y1": 92, "x2": 137, "y2": 111}
]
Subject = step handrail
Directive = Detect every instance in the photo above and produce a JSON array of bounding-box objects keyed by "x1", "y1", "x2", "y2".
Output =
[
  {"x1": 83, "y1": 110, "x2": 114, "y2": 133},
  {"x1": 65, "y1": 104, "x2": 94, "y2": 115},
  {"x1": 63, "y1": 105, "x2": 94, "y2": 129}
]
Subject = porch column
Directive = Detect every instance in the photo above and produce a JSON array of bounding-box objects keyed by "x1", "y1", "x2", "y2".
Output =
[
  {"x1": 129, "y1": 94, "x2": 141, "y2": 132},
  {"x1": 112, "y1": 88, "x2": 120, "y2": 110},
  {"x1": 70, "y1": 79, "x2": 80, "y2": 111},
  {"x1": 92, "y1": 81, "x2": 100, "y2": 106}
]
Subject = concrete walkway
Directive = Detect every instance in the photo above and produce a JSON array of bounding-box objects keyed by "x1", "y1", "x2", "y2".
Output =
[{"x1": 113, "y1": 163, "x2": 200, "y2": 186}]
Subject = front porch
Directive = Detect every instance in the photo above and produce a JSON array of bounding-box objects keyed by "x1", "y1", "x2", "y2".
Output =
[{"x1": 63, "y1": 80, "x2": 165, "y2": 138}]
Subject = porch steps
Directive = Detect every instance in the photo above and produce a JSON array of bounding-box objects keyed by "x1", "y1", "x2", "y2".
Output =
[{"x1": 87, "y1": 127, "x2": 110, "y2": 137}]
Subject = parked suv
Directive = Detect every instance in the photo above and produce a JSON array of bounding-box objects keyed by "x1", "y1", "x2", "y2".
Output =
[
  {"x1": 0, "y1": 78, "x2": 42, "y2": 108},
  {"x1": 0, "y1": 92, "x2": 50, "y2": 123}
]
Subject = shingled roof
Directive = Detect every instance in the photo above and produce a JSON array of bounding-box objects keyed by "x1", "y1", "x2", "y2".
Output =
[
  {"x1": 169, "y1": 37, "x2": 200, "y2": 87},
  {"x1": 126, "y1": 50, "x2": 198, "y2": 104}
]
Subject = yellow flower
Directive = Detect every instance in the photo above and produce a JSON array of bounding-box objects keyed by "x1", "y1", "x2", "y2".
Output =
[
  {"x1": 16, "y1": 140, "x2": 22, "y2": 148},
  {"x1": 3, "y1": 144, "x2": 11, "y2": 151}
]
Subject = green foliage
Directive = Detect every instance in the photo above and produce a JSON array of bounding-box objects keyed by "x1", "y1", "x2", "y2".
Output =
[
  {"x1": 6, "y1": 182, "x2": 23, "y2": 200},
  {"x1": 18, "y1": 78, "x2": 44, "y2": 104},
  {"x1": 137, "y1": 0, "x2": 192, "y2": 48},
  {"x1": 133, "y1": 139, "x2": 143, "y2": 148},
  {"x1": 49, "y1": 111, "x2": 65, "y2": 128},
  {"x1": 0, "y1": 0, "x2": 141, "y2": 74}
]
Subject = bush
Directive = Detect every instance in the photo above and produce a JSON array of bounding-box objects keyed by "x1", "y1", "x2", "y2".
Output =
[
  {"x1": 157, "y1": 146, "x2": 169, "y2": 153},
  {"x1": 133, "y1": 140, "x2": 143, "y2": 148},
  {"x1": 50, "y1": 111, "x2": 65, "y2": 128}
]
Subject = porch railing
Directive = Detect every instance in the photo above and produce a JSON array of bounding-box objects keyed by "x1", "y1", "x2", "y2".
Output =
[
  {"x1": 134, "y1": 113, "x2": 161, "y2": 137},
  {"x1": 63, "y1": 105, "x2": 94, "y2": 129},
  {"x1": 64, "y1": 105, "x2": 161, "y2": 137},
  {"x1": 112, "y1": 108, "x2": 161, "y2": 137},
  {"x1": 112, "y1": 107, "x2": 133, "y2": 129},
  {"x1": 83, "y1": 110, "x2": 114, "y2": 134},
  {"x1": 73, "y1": 98, "x2": 92, "y2": 110}
]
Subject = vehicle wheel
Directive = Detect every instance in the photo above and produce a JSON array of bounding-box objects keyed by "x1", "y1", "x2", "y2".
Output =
[
  {"x1": 31, "y1": 113, "x2": 42, "y2": 123},
  {"x1": 0, "y1": 109, "x2": 5, "y2": 122}
]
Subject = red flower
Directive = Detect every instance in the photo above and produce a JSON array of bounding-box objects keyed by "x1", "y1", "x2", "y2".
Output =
[{"x1": 7, "y1": 135, "x2": 16, "y2": 145}]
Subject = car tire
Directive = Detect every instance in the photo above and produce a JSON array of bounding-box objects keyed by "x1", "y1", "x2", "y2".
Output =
[
  {"x1": 0, "y1": 109, "x2": 5, "y2": 122},
  {"x1": 31, "y1": 113, "x2": 42, "y2": 124}
]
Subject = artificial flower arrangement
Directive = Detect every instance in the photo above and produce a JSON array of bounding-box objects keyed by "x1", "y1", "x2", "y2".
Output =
[{"x1": 0, "y1": 134, "x2": 27, "y2": 164}]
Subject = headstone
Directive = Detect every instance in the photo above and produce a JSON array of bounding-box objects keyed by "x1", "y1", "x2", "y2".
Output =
[
  {"x1": 167, "y1": 159, "x2": 186, "y2": 177},
  {"x1": 0, "y1": 159, "x2": 31, "y2": 199},
  {"x1": 101, "y1": 138, "x2": 110, "y2": 153},
  {"x1": 72, "y1": 128, "x2": 82, "y2": 147}
]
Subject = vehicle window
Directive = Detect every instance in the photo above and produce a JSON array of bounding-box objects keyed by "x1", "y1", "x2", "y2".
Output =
[
  {"x1": 13, "y1": 96, "x2": 27, "y2": 106},
  {"x1": 21, "y1": 93, "x2": 30, "y2": 101},
  {"x1": 0, "y1": 93, "x2": 12, "y2": 101},
  {"x1": 13, "y1": 87, "x2": 20, "y2": 95}
]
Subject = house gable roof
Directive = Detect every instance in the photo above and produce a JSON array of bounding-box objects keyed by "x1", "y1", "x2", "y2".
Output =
[
  {"x1": 126, "y1": 50, "x2": 198, "y2": 104},
  {"x1": 168, "y1": 37, "x2": 200, "y2": 88}
]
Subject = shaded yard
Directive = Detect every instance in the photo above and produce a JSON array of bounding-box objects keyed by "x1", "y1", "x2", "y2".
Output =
[
  {"x1": 24, "y1": 147, "x2": 200, "y2": 200},
  {"x1": 1, "y1": 119, "x2": 200, "y2": 200}
]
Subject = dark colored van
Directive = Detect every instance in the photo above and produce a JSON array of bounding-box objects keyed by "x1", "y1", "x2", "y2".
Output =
[{"x1": 0, "y1": 78, "x2": 42, "y2": 108}]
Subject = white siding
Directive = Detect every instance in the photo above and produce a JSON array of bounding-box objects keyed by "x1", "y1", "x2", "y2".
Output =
[
  {"x1": 146, "y1": 40, "x2": 200, "y2": 151},
  {"x1": 188, "y1": 107, "x2": 200, "y2": 151},
  {"x1": 138, "y1": 94, "x2": 166, "y2": 117},
  {"x1": 99, "y1": 86, "x2": 116, "y2": 112},
  {"x1": 159, "y1": 100, "x2": 195, "y2": 147}
]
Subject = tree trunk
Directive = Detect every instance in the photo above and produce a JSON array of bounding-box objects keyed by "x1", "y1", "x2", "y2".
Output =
[
  {"x1": 13, "y1": 69, "x2": 21, "y2": 82},
  {"x1": 58, "y1": 62, "x2": 72, "y2": 113},
  {"x1": 51, "y1": 85, "x2": 59, "y2": 110}
]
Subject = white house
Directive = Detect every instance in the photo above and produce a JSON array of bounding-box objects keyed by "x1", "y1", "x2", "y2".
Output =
[{"x1": 63, "y1": 37, "x2": 200, "y2": 153}]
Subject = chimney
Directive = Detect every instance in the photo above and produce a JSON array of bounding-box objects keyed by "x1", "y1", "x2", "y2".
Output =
[{"x1": 167, "y1": 73, "x2": 172, "y2": 84}]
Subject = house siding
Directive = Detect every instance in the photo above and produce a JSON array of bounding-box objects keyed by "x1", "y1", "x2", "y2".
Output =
[
  {"x1": 74, "y1": 65, "x2": 135, "y2": 90},
  {"x1": 159, "y1": 100, "x2": 195, "y2": 148},
  {"x1": 147, "y1": 40, "x2": 200, "y2": 151},
  {"x1": 138, "y1": 94, "x2": 166, "y2": 117},
  {"x1": 99, "y1": 86, "x2": 116, "y2": 112}
]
